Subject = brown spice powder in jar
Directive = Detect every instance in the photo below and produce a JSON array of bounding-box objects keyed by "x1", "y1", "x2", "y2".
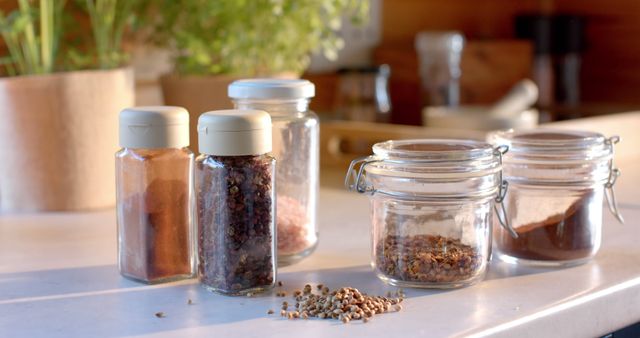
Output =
[
  {"x1": 496, "y1": 192, "x2": 595, "y2": 261},
  {"x1": 116, "y1": 107, "x2": 194, "y2": 284},
  {"x1": 118, "y1": 156, "x2": 192, "y2": 283},
  {"x1": 376, "y1": 234, "x2": 483, "y2": 283},
  {"x1": 197, "y1": 155, "x2": 275, "y2": 294}
]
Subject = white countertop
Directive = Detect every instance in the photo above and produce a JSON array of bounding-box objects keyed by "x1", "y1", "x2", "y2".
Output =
[{"x1": 1, "y1": 161, "x2": 640, "y2": 338}]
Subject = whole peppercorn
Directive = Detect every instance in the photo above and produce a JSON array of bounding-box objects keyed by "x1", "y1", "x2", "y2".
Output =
[{"x1": 197, "y1": 155, "x2": 276, "y2": 295}]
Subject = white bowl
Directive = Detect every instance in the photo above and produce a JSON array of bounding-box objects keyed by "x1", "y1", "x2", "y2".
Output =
[{"x1": 422, "y1": 105, "x2": 539, "y2": 131}]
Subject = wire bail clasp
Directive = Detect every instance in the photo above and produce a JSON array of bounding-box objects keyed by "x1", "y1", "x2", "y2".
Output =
[
  {"x1": 494, "y1": 145, "x2": 518, "y2": 238},
  {"x1": 605, "y1": 136, "x2": 624, "y2": 224},
  {"x1": 345, "y1": 156, "x2": 380, "y2": 194}
]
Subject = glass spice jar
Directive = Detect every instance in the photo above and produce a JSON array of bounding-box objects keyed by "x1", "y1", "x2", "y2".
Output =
[
  {"x1": 346, "y1": 139, "x2": 516, "y2": 289},
  {"x1": 115, "y1": 106, "x2": 194, "y2": 284},
  {"x1": 196, "y1": 109, "x2": 276, "y2": 295},
  {"x1": 488, "y1": 129, "x2": 624, "y2": 267},
  {"x1": 229, "y1": 79, "x2": 319, "y2": 266}
]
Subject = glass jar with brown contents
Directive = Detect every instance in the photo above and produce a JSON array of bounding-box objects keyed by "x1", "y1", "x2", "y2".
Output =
[
  {"x1": 196, "y1": 110, "x2": 276, "y2": 295},
  {"x1": 489, "y1": 129, "x2": 624, "y2": 267},
  {"x1": 346, "y1": 139, "x2": 516, "y2": 289},
  {"x1": 116, "y1": 106, "x2": 194, "y2": 284}
]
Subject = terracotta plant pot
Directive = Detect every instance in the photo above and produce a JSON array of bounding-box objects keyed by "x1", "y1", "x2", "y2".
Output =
[
  {"x1": 0, "y1": 67, "x2": 134, "y2": 212},
  {"x1": 160, "y1": 74, "x2": 236, "y2": 153}
]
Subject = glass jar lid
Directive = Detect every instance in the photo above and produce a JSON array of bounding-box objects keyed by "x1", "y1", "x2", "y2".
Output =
[
  {"x1": 368, "y1": 139, "x2": 501, "y2": 177},
  {"x1": 346, "y1": 139, "x2": 506, "y2": 198},
  {"x1": 346, "y1": 139, "x2": 518, "y2": 236},
  {"x1": 489, "y1": 129, "x2": 613, "y2": 163}
]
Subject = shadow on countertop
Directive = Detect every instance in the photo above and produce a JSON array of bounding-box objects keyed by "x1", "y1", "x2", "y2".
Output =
[{"x1": 0, "y1": 255, "x2": 583, "y2": 338}]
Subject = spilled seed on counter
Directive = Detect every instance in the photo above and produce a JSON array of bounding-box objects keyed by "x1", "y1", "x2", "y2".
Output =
[{"x1": 270, "y1": 284, "x2": 404, "y2": 323}]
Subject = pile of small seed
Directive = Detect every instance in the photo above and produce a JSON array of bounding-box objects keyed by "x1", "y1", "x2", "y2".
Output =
[
  {"x1": 376, "y1": 234, "x2": 484, "y2": 283},
  {"x1": 271, "y1": 284, "x2": 403, "y2": 323}
]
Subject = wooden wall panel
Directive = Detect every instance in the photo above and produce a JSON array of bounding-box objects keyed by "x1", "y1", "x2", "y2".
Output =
[
  {"x1": 381, "y1": 0, "x2": 540, "y2": 43},
  {"x1": 554, "y1": 0, "x2": 640, "y2": 103},
  {"x1": 380, "y1": 0, "x2": 640, "y2": 106}
]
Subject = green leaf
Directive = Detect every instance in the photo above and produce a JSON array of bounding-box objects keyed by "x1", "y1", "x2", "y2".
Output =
[{"x1": 149, "y1": 0, "x2": 370, "y2": 76}]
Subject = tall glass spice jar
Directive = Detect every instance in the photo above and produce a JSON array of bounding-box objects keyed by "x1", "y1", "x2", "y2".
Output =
[
  {"x1": 229, "y1": 79, "x2": 318, "y2": 266},
  {"x1": 346, "y1": 139, "x2": 516, "y2": 289},
  {"x1": 489, "y1": 129, "x2": 624, "y2": 267},
  {"x1": 196, "y1": 109, "x2": 276, "y2": 295},
  {"x1": 115, "y1": 106, "x2": 194, "y2": 284}
]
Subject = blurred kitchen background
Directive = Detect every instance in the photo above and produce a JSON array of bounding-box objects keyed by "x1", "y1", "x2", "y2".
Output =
[
  {"x1": 312, "y1": 0, "x2": 640, "y2": 124},
  {"x1": 132, "y1": 0, "x2": 640, "y2": 124},
  {"x1": 2, "y1": 0, "x2": 640, "y2": 209},
  {"x1": 3, "y1": 0, "x2": 639, "y2": 125}
]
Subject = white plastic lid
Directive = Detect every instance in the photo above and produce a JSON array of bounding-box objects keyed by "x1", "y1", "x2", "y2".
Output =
[
  {"x1": 119, "y1": 106, "x2": 190, "y2": 149},
  {"x1": 198, "y1": 109, "x2": 272, "y2": 156},
  {"x1": 228, "y1": 79, "x2": 315, "y2": 100}
]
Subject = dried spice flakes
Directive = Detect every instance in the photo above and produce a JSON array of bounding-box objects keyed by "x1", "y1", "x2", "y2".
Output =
[{"x1": 376, "y1": 235, "x2": 483, "y2": 283}]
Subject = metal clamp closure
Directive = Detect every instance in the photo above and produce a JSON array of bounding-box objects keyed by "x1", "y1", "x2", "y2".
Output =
[
  {"x1": 494, "y1": 145, "x2": 518, "y2": 238},
  {"x1": 345, "y1": 156, "x2": 380, "y2": 194},
  {"x1": 605, "y1": 136, "x2": 624, "y2": 224}
]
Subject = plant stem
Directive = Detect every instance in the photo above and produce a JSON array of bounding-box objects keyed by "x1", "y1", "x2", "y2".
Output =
[
  {"x1": 40, "y1": 0, "x2": 53, "y2": 73},
  {"x1": 2, "y1": 32, "x2": 27, "y2": 74},
  {"x1": 18, "y1": 0, "x2": 41, "y2": 73}
]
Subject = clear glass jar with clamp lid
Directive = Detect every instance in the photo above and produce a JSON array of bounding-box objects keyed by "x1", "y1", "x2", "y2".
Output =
[
  {"x1": 488, "y1": 129, "x2": 624, "y2": 267},
  {"x1": 346, "y1": 139, "x2": 516, "y2": 288}
]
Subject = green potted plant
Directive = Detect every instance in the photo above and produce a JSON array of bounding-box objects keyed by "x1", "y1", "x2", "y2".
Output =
[
  {"x1": 0, "y1": 0, "x2": 142, "y2": 212},
  {"x1": 152, "y1": 0, "x2": 368, "y2": 150}
]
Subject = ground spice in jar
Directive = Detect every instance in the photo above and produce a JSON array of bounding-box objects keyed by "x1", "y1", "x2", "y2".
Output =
[
  {"x1": 116, "y1": 107, "x2": 194, "y2": 284},
  {"x1": 496, "y1": 192, "x2": 595, "y2": 261},
  {"x1": 197, "y1": 155, "x2": 275, "y2": 294},
  {"x1": 277, "y1": 196, "x2": 313, "y2": 255},
  {"x1": 376, "y1": 234, "x2": 483, "y2": 283},
  {"x1": 119, "y1": 177, "x2": 192, "y2": 282}
]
